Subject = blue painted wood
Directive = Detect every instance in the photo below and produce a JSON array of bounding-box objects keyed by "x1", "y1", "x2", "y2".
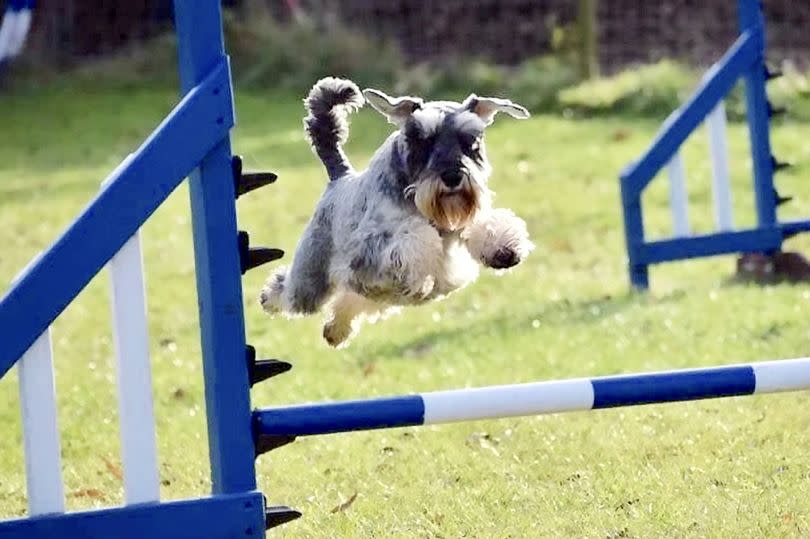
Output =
[
  {"x1": 173, "y1": 0, "x2": 257, "y2": 495},
  {"x1": 620, "y1": 182, "x2": 649, "y2": 289},
  {"x1": 636, "y1": 228, "x2": 782, "y2": 265},
  {"x1": 0, "y1": 492, "x2": 265, "y2": 539},
  {"x1": 7, "y1": 0, "x2": 28, "y2": 11},
  {"x1": 620, "y1": 31, "x2": 758, "y2": 200},
  {"x1": 592, "y1": 366, "x2": 756, "y2": 408},
  {"x1": 254, "y1": 396, "x2": 426, "y2": 437},
  {"x1": 779, "y1": 219, "x2": 810, "y2": 238},
  {"x1": 0, "y1": 60, "x2": 234, "y2": 379},
  {"x1": 739, "y1": 0, "x2": 778, "y2": 234},
  {"x1": 628, "y1": 265, "x2": 649, "y2": 290}
]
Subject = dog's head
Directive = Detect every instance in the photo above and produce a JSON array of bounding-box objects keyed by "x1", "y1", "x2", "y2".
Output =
[{"x1": 363, "y1": 88, "x2": 529, "y2": 231}]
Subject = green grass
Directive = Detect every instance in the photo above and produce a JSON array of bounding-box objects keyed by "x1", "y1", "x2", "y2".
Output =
[{"x1": 2, "y1": 81, "x2": 810, "y2": 538}]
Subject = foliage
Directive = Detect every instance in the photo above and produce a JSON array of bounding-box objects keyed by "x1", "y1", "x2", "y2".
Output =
[
  {"x1": 223, "y1": 5, "x2": 402, "y2": 93},
  {"x1": 3, "y1": 33, "x2": 180, "y2": 92},
  {"x1": 507, "y1": 55, "x2": 583, "y2": 112},
  {"x1": 558, "y1": 60, "x2": 810, "y2": 122},
  {"x1": 397, "y1": 59, "x2": 507, "y2": 99},
  {"x1": 759, "y1": 63, "x2": 810, "y2": 122},
  {"x1": 395, "y1": 54, "x2": 581, "y2": 115},
  {"x1": 558, "y1": 60, "x2": 695, "y2": 117},
  {"x1": 5, "y1": 4, "x2": 403, "y2": 95}
]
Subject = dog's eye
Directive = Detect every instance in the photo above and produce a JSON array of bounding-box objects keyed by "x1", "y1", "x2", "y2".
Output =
[
  {"x1": 459, "y1": 133, "x2": 481, "y2": 153},
  {"x1": 424, "y1": 135, "x2": 437, "y2": 147},
  {"x1": 405, "y1": 124, "x2": 434, "y2": 143},
  {"x1": 408, "y1": 129, "x2": 435, "y2": 149}
]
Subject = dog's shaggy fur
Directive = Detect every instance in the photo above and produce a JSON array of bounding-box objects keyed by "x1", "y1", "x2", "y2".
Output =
[{"x1": 261, "y1": 77, "x2": 534, "y2": 347}]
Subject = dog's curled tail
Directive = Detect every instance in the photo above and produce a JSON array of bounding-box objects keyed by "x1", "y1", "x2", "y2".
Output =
[{"x1": 304, "y1": 77, "x2": 364, "y2": 181}]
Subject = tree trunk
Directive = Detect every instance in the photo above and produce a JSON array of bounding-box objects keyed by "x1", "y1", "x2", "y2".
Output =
[{"x1": 578, "y1": 0, "x2": 599, "y2": 79}]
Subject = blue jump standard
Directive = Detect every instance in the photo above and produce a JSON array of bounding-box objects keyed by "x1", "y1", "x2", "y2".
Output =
[
  {"x1": 0, "y1": 0, "x2": 301, "y2": 535},
  {"x1": 254, "y1": 358, "x2": 810, "y2": 437},
  {"x1": 619, "y1": 0, "x2": 809, "y2": 289}
]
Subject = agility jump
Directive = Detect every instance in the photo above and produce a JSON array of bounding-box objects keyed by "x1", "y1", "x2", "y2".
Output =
[
  {"x1": 0, "y1": 0, "x2": 808, "y2": 537},
  {"x1": 620, "y1": 0, "x2": 809, "y2": 289}
]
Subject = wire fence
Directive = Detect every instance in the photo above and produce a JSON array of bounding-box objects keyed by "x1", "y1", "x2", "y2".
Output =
[
  {"x1": 598, "y1": 0, "x2": 810, "y2": 72},
  {"x1": 324, "y1": 0, "x2": 580, "y2": 66},
  {"x1": 14, "y1": 0, "x2": 810, "y2": 72},
  {"x1": 23, "y1": 0, "x2": 171, "y2": 60}
]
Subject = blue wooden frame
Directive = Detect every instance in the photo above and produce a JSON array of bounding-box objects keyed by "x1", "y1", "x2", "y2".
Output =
[
  {"x1": 0, "y1": 0, "x2": 266, "y2": 536},
  {"x1": 620, "y1": 0, "x2": 810, "y2": 289},
  {"x1": 0, "y1": 493, "x2": 266, "y2": 539},
  {"x1": 0, "y1": 60, "x2": 234, "y2": 374},
  {"x1": 174, "y1": 0, "x2": 257, "y2": 498}
]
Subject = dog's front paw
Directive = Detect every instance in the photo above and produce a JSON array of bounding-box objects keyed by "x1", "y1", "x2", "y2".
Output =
[
  {"x1": 466, "y1": 208, "x2": 533, "y2": 270},
  {"x1": 488, "y1": 247, "x2": 521, "y2": 269}
]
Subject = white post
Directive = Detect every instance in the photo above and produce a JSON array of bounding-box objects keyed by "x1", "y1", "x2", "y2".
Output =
[
  {"x1": 667, "y1": 152, "x2": 690, "y2": 237},
  {"x1": 15, "y1": 254, "x2": 65, "y2": 516},
  {"x1": 106, "y1": 156, "x2": 160, "y2": 505},
  {"x1": 6, "y1": 8, "x2": 32, "y2": 58},
  {"x1": 0, "y1": 10, "x2": 17, "y2": 62},
  {"x1": 707, "y1": 101, "x2": 734, "y2": 231}
]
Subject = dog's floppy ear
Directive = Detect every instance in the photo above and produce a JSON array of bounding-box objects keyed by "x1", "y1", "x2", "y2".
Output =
[
  {"x1": 362, "y1": 88, "x2": 423, "y2": 126},
  {"x1": 463, "y1": 94, "x2": 530, "y2": 125}
]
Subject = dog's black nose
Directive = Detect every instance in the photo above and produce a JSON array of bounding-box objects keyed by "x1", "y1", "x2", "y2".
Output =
[{"x1": 440, "y1": 170, "x2": 463, "y2": 188}]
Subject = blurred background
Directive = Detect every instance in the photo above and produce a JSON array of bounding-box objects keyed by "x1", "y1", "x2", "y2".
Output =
[
  {"x1": 17, "y1": 1, "x2": 810, "y2": 68},
  {"x1": 2, "y1": 0, "x2": 810, "y2": 119}
]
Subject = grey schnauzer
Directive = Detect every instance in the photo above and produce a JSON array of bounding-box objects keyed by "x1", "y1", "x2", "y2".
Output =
[{"x1": 261, "y1": 77, "x2": 534, "y2": 347}]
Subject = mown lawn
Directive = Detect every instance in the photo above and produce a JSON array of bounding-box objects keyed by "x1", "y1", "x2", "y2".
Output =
[{"x1": 1, "y1": 80, "x2": 810, "y2": 538}]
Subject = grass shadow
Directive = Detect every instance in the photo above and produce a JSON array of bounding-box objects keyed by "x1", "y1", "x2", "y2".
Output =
[{"x1": 365, "y1": 291, "x2": 660, "y2": 362}]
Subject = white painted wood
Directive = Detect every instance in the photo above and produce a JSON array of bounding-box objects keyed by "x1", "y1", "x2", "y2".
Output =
[
  {"x1": 422, "y1": 379, "x2": 594, "y2": 424},
  {"x1": 6, "y1": 8, "x2": 31, "y2": 58},
  {"x1": 109, "y1": 233, "x2": 160, "y2": 504},
  {"x1": 13, "y1": 254, "x2": 65, "y2": 516},
  {"x1": 707, "y1": 101, "x2": 734, "y2": 231},
  {"x1": 667, "y1": 152, "x2": 690, "y2": 237},
  {"x1": 18, "y1": 332, "x2": 65, "y2": 515},
  {"x1": 753, "y1": 358, "x2": 810, "y2": 393},
  {"x1": 0, "y1": 10, "x2": 17, "y2": 61},
  {"x1": 105, "y1": 152, "x2": 159, "y2": 504}
]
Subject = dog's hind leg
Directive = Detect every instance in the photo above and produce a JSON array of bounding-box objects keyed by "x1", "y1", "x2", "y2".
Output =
[
  {"x1": 260, "y1": 265, "x2": 288, "y2": 314},
  {"x1": 322, "y1": 291, "x2": 386, "y2": 348},
  {"x1": 261, "y1": 211, "x2": 335, "y2": 316}
]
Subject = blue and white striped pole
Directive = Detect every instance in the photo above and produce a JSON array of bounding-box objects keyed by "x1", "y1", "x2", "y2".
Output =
[
  {"x1": 0, "y1": 0, "x2": 34, "y2": 67},
  {"x1": 254, "y1": 358, "x2": 810, "y2": 437}
]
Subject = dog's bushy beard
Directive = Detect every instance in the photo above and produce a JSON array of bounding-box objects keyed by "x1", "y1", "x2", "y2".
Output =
[{"x1": 406, "y1": 175, "x2": 490, "y2": 231}]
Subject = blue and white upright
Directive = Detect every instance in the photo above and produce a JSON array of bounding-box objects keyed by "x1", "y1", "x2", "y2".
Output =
[{"x1": 620, "y1": 0, "x2": 808, "y2": 289}]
